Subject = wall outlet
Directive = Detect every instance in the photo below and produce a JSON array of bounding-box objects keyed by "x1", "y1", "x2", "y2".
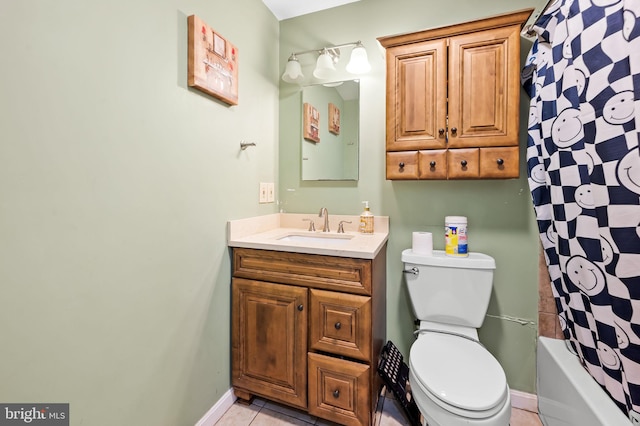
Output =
[
  {"x1": 259, "y1": 182, "x2": 268, "y2": 203},
  {"x1": 267, "y1": 183, "x2": 275, "y2": 203}
]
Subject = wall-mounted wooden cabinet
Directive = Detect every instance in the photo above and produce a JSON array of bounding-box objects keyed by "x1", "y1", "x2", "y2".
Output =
[
  {"x1": 231, "y1": 247, "x2": 386, "y2": 426},
  {"x1": 379, "y1": 9, "x2": 533, "y2": 180}
]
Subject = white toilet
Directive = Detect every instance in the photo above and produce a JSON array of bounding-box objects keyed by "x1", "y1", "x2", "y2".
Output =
[{"x1": 402, "y1": 249, "x2": 511, "y2": 426}]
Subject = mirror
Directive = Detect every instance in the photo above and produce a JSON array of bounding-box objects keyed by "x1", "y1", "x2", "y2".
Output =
[{"x1": 301, "y1": 80, "x2": 359, "y2": 181}]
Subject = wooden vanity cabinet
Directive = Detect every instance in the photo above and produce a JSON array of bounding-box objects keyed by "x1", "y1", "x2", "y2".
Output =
[
  {"x1": 379, "y1": 9, "x2": 532, "y2": 180},
  {"x1": 231, "y1": 247, "x2": 387, "y2": 426},
  {"x1": 232, "y1": 278, "x2": 308, "y2": 408}
]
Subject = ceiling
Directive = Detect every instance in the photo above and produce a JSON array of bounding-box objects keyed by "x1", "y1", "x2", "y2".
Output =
[{"x1": 262, "y1": 0, "x2": 360, "y2": 20}]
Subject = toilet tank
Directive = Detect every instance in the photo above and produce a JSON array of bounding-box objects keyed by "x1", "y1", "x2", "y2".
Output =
[{"x1": 402, "y1": 249, "x2": 496, "y2": 328}]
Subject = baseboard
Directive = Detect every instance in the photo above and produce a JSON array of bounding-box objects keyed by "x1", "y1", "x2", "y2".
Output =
[
  {"x1": 510, "y1": 389, "x2": 538, "y2": 413},
  {"x1": 195, "y1": 388, "x2": 237, "y2": 426}
]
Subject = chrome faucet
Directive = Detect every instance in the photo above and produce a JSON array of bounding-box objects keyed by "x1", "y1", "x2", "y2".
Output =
[{"x1": 318, "y1": 207, "x2": 330, "y2": 232}]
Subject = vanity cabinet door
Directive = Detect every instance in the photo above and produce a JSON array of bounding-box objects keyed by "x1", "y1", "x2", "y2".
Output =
[
  {"x1": 308, "y1": 352, "x2": 370, "y2": 426},
  {"x1": 446, "y1": 24, "x2": 521, "y2": 149},
  {"x1": 232, "y1": 278, "x2": 308, "y2": 409},
  {"x1": 385, "y1": 39, "x2": 447, "y2": 152},
  {"x1": 309, "y1": 289, "x2": 371, "y2": 361}
]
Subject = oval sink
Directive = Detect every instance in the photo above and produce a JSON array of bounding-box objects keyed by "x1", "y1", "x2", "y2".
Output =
[{"x1": 277, "y1": 233, "x2": 354, "y2": 246}]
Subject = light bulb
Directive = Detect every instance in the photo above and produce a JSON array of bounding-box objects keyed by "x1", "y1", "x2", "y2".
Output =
[
  {"x1": 346, "y1": 43, "x2": 371, "y2": 74},
  {"x1": 282, "y1": 55, "x2": 304, "y2": 83},
  {"x1": 313, "y1": 49, "x2": 336, "y2": 79}
]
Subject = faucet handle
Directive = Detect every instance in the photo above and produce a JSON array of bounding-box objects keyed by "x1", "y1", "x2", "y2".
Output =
[
  {"x1": 337, "y1": 221, "x2": 352, "y2": 233},
  {"x1": 302, "y1": 218, "x2": 316, "y2": 232}
]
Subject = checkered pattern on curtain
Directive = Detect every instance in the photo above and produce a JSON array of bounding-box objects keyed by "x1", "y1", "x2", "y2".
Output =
[{"x1": 523, "y1": 0, "x2": 640, "y2": 421}]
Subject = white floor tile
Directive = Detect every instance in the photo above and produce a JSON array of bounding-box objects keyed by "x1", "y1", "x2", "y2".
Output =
[
  {"x1": 261, "y1": 401, "x2": 317, "y2": 424},
  {"x1": 216, "y1": 390, "x2": 542, "y2": 426},
  {"x1": 250, "y1": 407, "x2": 314, "y2": 425},
  {"x1": 214, "y1": 402, "x2": 260, "y2": 426},
  {"x1": 378, "y1": 397, "x2": 412, "y2": 426}
]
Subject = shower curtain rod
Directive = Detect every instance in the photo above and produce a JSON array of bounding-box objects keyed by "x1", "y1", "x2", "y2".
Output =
[{"x1": 521, "y1": 0, "x2": 556, "y2": 38}]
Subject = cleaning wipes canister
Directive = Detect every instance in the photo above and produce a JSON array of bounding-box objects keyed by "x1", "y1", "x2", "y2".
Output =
[{"x1": 445, "y1": 216, "x2": 468, "y2": 257}]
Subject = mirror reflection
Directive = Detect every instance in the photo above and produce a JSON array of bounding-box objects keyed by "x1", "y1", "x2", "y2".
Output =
[{"x1": 301, "y1": 80, "x2": 359, "y2": 181}]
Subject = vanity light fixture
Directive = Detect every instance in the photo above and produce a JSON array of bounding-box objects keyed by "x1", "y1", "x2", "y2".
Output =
[
  {"x1": 346, "y1": 41, "x2": 371, "y2": 74},
  {"x1": 313, "y1": 48, "x2": 337, "y2": 79},
  {"x1": 281, "y1": 41, "x2": 371, "y2": 84},
  {"x1": 282, "y1": 54, "x2": 304, "y2": 84}
]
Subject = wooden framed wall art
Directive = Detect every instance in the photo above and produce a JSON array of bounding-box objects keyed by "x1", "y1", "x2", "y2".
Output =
[
  {"x1": 329, "y1": 103, "x2": 340, "y2": 135},
  {"x1": 303, "y1": 103, "x2": 320, "y2": 143},
  {"x1": 187, "y1": 15, "x2": 239, "y2": 105}
]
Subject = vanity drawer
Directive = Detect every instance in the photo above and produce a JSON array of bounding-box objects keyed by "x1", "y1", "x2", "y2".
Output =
[
  {"x1": 447, "y1": 148, "x2": 480, "y2": 179},
  {"x1": 308, "y1": 352, "x2": 370, "y2": 426},
  {"x1": 479, "y1": 146, "x2": 519, "y2": 178},
  {"x1": 233, "y1": 248, "x2": 372, "y2": 295},
  {"x1": 309, "y1": 289, "x2": 371, "y2": 361},
  {"x1": 386, "y1": 151, "x2": 419, "y2": 179},
  {"x1": 418, "y1": 149, "x2": 447, "y2": 179}
]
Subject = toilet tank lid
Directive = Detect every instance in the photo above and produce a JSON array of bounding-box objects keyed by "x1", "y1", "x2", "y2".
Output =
[{"x1": 402, "y1": 249, "x2": 495, "y2": 269}]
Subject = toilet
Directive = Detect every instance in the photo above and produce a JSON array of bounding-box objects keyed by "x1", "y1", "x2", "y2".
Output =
[{"x1": 402, "y1": 249, "x2": 511, "y2": 426}]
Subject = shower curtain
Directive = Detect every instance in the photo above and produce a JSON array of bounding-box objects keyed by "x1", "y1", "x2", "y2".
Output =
[{"x1": 523, "y1": 0, "x2": 640, "y2": 421}]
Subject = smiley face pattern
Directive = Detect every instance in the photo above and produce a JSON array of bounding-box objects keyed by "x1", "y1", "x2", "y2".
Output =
[{"x1": 523, "y1": 0, "x2": 640, "y2": 419}]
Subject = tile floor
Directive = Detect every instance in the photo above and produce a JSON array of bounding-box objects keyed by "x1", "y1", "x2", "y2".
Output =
[{"x1": 215, "y1": 389, "x2": 543, "y2": 426}]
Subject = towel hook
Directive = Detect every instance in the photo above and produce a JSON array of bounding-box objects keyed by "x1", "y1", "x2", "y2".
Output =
[{"x1": 240, "y1": 140, "x2": 257, "y2": 150}]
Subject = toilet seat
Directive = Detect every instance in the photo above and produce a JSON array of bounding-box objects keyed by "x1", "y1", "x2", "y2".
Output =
[{"x1": 409, "y1": 331, "x2": 508, "y2": 418}]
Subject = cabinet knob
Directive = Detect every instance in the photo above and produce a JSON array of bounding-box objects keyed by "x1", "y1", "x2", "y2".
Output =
[
  {"x1": 297, "y1": 304, "x2": 304, "y2": 311},
  {"x1": 438, "y1": 128, "x2": 445, "y2": 135},
  {"x1": 334, "y1": 322, "x2": 341, "y2": 330},
  {"x1": 460, "y1": 160, "x2": 467, "y2": 167},
  {"x1": 497, "y1": 158, "x2": 504, "y2": 166},
  {"x1": 451, "y1": 127, "x2": 458, "y2": 135},
  {"x1": 333, "y1": 390, "x2": 340, "y2": 398},
  {"x1": 399, "y1": 162, "x2": 405, "y2": 169},
  {"x1": 429, "y1": 161, "x2": 436, "y2": 168}
]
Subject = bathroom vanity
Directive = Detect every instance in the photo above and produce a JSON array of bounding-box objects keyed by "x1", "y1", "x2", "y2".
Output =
[{"x1": 228, "y1": 214, "x2": 388, "y2": 426}]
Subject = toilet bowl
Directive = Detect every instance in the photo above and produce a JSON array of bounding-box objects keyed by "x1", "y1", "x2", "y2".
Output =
[{"x1": 408, "y1": 330, "x2": 511, "y2": 425}]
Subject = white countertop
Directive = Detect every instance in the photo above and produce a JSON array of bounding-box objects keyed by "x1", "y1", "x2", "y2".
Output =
[{"x1": 227, "y1": 213, "x2": 389, "y2": 259}]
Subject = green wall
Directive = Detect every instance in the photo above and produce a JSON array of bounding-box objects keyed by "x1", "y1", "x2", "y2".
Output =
[
  {"x1": 279, "y1": 0, "x2": 546, "y2": 394},
  {"x1": 0, "y1": 1, "x2": 279, "y2": 425}
]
